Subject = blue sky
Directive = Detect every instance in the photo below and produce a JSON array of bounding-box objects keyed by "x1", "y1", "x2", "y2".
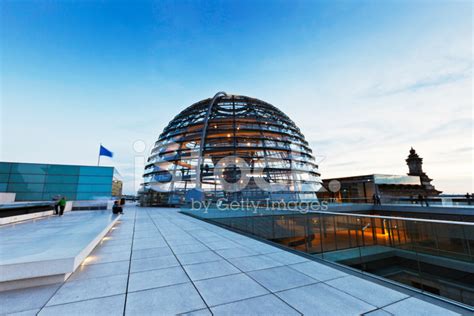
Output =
[{"x1": 1, "y1": 0, "x2": 472, "y2": 194}]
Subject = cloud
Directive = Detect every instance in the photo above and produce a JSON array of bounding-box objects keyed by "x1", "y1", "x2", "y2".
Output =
[
  {"x1": 452, "y1": 146, "x2": 473, "y2": 153},
  {"x1": 425, "y1": 118, "x2": 473, "y2": 137},
  {"x1": 372, "y1": 67, "x2": 471, "y2": 96}
]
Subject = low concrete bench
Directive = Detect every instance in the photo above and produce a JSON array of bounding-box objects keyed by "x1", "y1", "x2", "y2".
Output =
[
  {"x1": 0, "y1": 201, "x2": 75, "y2": 225},
  {"x1": 0, "y1": 211, "x2": 120, "y2": 291}
]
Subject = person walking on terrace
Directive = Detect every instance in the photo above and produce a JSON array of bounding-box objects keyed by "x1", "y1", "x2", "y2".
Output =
[
  {"x1": 372, "y1": 193, "x2": 382, "y2": 205},
  {"x1": 376, "y1": 194, "x2": 382, "y2": 205},
  {"x1": 466, "y1": 193, "x2": 472, "y2": 205},
  {"x1": 418, "y1": 194, "x2": 424, "y2": 207},
  {"x1": 52, "y1": 196, "x2": 60, "y2": 215},
  {"x1": 58, "y1": 197, "x2": 67, "y2": 216},
  {"x1": 424, "y1": 195, "x2": 430, "y2": 207}
]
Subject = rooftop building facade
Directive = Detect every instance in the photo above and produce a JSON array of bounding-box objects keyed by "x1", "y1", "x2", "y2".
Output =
[
  {"x1": 0, "y1": 162, "x2": 121, "y2": 201},
  {"x1": 141, "y1": 93, "x2": 321, "y2": 206},
  {"x1": 320, "y1": 148, "x2": 441, "y2": 203}
]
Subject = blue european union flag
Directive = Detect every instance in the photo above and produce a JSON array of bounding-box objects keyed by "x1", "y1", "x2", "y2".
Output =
[{"x1": 99, "y1": 145, "x2": 113, "y2": 158}]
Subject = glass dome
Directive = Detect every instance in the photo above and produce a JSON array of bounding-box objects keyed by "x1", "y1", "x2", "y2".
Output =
[{"x1": 141, "y1": 92, "x2": 321, "y2": 206}]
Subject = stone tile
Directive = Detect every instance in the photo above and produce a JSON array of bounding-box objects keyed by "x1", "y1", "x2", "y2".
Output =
[
  {"x1": 247, "y1": 266, "x2": 318, "y2": 292},
  {"x1": 167, "y1": 238, "x2": 201, "y2": 247},
  {"x1": 289, "y1": 261, "x2": 347, "y2": 281},
  {"x1": 326, "y1": 275, "x2": 409, "y2": 308},
  {"x1": 216, "y1": 247, "x2": 259, "y2": 259},
  {"x1": 382, "y1": 297, "x2": 460, "y2": 316},
  {"x1": 194, "y1": 273, "x2": 269, "y2": 306},
  {"x1": 128, "y1": 266, "x2": 189, "y2": 292},
  {"x1": 133, "y1": 226, "x2": 156, "y2": 232},
  {"x1": 176, "y1": 250, "x2": 222, "y2": 265},
  {"x1": 133, "y1": 230, "x2": 161, "y2": 239},
  {"x1": 228, "y1": 254, "x2": 284, "y2": 272},
  {"x1": 132, "y1": 239, "x2": 167, "y2": 250},
  {"x1": 84, "y1": 250, "x2": 130, "y2": 265},
  {"x1": 68, "y1": 260, "x2": 130, "y2": 281},
  {"x1": 134, "y1": 235, "x2": 165, "y2": 243},
  {"x1": 130, "y1": 255, "x2": 180, "y2": 273},
  {"x1": 105, "y1": 232, "x2": 133, "y2": 240},
  {"x1": 171, "y1": 243, "x2": 210, "y2": 255},
  {"x1": 236, "y1": 242, "x2": 281, "y2": 254},
  {"x1": 364, "y1": 309, "x2": 392, "y2": 316},
  {"x1": 251, "y1": 245, "x2": 283, "y2": 254},
  {"x1": 276, "y1": 283, "x2": 376, "y2": 315},
  {"x1": 205, "y1": 240, "x2": 240, "y2": 250},
  {"x1": 7, "y1": 309, "x2": 41, "y2": 316},
  {"x1": 131, "y1": 246, "x2": 173, "y2": 260},
  {"x1": 93, "y1": 243, "x2": 131, "y2": 255},
  {"x1": 99, "y1": 239, "x2": 133, "y2": 248},
  {"x1": 265, "y1": 251, "x2": 309, "y2": 265},
  {"x1": 211, "y1": 294, "x2": 300, "y2": 315},
  {"x1": 38, "y1": 294, "x2": 125, "y2": 316},
  {"x1": 0, "y1": 283, "x2": 61, "y2": 314},
  {"x1": 46, "y1": 274, "x2": 128, "y2": 306},
  {"x1": 183, "y1": 260, "x2": 240, "y2": 281},
  {"x1": 178, "y1": 308, "x2": 212, "y2": 316},
  {"x1": 125, "y1": 282, "x2": 206, "y2": 315},
  {"x1": 194, "y1": 235, "x2": 225, "y2": 243}
]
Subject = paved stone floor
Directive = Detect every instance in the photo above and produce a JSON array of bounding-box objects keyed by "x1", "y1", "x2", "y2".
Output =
[{"x1": 0, "y1": 206, "x2": 466, "y2": 315}]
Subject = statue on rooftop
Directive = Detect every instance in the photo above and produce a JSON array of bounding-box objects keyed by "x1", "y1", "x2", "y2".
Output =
[{"x1": 406, "y1": 147, "x2": 441, "y2": 196}]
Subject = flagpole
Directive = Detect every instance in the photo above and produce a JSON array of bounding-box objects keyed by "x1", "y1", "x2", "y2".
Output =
[{"x1": 98, "y1": 143, "x2": 101, "y2": 166}]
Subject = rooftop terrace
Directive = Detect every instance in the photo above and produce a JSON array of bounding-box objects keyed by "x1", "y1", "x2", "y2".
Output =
[{"x1": 0, "y1": 206, "x2": 470, "y2": 315}]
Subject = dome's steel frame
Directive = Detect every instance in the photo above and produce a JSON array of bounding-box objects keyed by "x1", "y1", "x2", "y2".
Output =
[{"x1": 141, "y1": 93, "x2": 321, "y2": 206}]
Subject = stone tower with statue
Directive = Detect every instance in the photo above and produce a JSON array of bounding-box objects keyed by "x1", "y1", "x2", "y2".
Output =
[{"x1": 406, "y1": 147, "x2": 441, "y2": 196}]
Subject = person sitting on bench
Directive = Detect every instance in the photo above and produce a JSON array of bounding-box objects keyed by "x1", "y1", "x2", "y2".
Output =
[{"x1": 112, "y1": 201, "x2": 123, "y2": 215}]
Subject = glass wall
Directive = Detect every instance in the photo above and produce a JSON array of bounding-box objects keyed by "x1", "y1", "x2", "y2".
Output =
[
  {"x1": 184, "y1": 207, "x2": 474, "y2": 306},
  {"x1": 0, "y1": 162, "x2": 114, "y2": 201}
]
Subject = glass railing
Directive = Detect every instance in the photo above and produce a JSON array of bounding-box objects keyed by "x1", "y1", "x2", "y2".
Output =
[{"x1": 181, "y1": 206, "x2": 474, "y2": 307}]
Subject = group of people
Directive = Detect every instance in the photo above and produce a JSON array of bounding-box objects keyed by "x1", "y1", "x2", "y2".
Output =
[
  {"x1": 53, "y1": 196, "x2": 67, "y2": 216},
  {"x1": 417, "y1": 194, "x2": 430, "y2": 207},
  {"x1": 373, "y1": 193, "x2": 431, "y2": 206},
  {"x1": 53, "y1": 196, "x2": 126, "y2": 216}
]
